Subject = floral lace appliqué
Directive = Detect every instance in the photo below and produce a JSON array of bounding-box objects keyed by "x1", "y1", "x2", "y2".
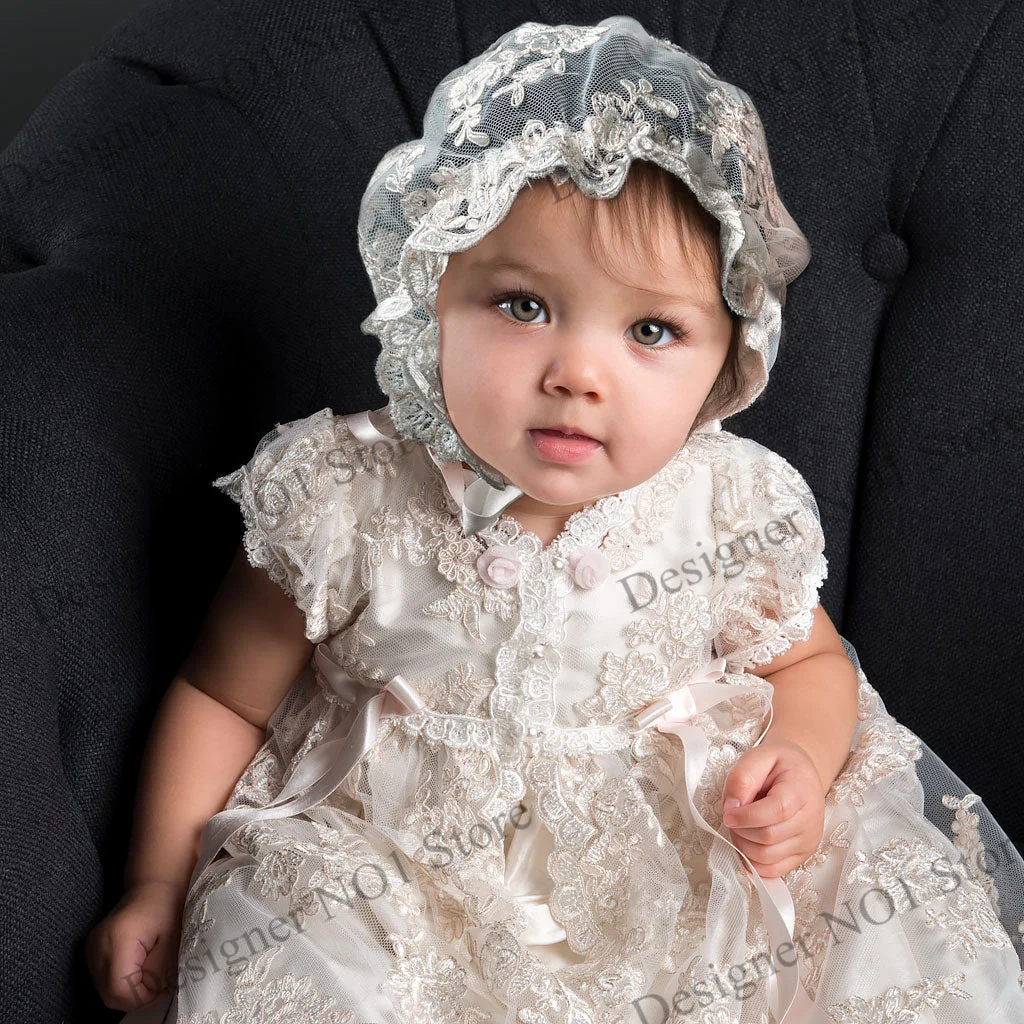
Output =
[
  {"x1": 846, "y1": 835, "x2": 1013, "y2": 961},
  {"x1": 382, "y1": 928, "x2": 493, "y2": 1024},
  {"x1": 826, "y1": 972, "x2": 970, "y2": 1023},
  {"x1": 183, "y1": 944, "x2": 362, "y2": 1024}
]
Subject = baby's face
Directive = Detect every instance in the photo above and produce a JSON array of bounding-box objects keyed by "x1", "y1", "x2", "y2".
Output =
[{"x1": 435, "y1": 180, "x2": 734, "y2": 514}]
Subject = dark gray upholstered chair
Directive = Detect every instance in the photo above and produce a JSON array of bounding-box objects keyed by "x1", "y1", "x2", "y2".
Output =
[{"x1": 2, "y1": 1, "x2": 1020, "y2": 1019}]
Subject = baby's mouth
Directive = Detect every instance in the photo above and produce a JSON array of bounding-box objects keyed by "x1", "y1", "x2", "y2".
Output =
[
  {"x1": 528, "y1": 427, "x2": 603, "y2": 463},
  {"x1": 536, "y1": 429, "x2": 593, "y2": 440},
  {"x1": 533, "y1": 425, "x2": 600, "y2": 442}
]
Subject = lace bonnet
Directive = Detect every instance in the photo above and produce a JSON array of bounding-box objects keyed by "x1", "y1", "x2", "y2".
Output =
[{"x1": 357, "y1": 15, "x2": 811, "y2": 533}]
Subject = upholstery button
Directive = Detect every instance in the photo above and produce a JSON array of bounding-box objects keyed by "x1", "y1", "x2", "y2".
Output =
[{"x1": 862, "y1": 229, "x2": 909, "y2": 282}]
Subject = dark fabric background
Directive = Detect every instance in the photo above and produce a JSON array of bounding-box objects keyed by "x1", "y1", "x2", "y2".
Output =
[
  {"x1": 1, "y1": 0, "x2": 1021, "y2": 1019},
  {"x1": 0, "y1": 0, "x2": 144, "y2": 150}
]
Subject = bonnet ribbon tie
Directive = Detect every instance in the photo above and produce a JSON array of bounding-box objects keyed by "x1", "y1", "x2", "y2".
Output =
[
  {"x1": 188, "y1": 645, "x2": 425, "y2": 891},
  {"x1": 423, "y1": 446, "x2": 523, "y2": 537},
  {"x1": 636, "y1": 659, "x2": 831, "y2": 1024},
  {"x1": 345, "y1": 407, "x2": 522, "y2": 537}
]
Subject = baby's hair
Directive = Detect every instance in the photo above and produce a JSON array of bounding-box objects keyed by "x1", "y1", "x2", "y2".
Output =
[{"x1": 527, "y1": 159, "x2": 744, "y2": 435}]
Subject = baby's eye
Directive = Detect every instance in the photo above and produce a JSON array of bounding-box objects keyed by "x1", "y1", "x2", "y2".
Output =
[
  {"x1": 496, "y1": 294, "x2": 548, "y2": 324},
  {"x1": 626, "y1": 321, "x2": 675, "y2": 350},
  {"x1": 492, "y1": 292, "x2": 688, "y2": 348}
]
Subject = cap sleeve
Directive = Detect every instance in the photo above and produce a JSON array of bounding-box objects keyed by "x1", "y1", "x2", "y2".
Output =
[
  {"x1": 212, "y1": 407, "x2": 362, "y2": 644},
  {"x1": 712, "y1": 442, "x2": 829, "y2": 671}
]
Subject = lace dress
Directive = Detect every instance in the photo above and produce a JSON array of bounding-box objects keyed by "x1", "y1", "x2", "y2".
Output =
[{"x1": 120, "y1": 405, "x2": 1024, "y2": 1024}]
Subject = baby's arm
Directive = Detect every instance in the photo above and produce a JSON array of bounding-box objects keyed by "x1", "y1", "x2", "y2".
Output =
[
  {"x1": 88, "y1": 542, "x2": 314, "y2": 1009},
  {"x1": 746, "y1": 603, "x2": 859, "y2": 794},
  {"x1": 718, "y1": 604, "x2": 858, "y2": 877},
  {"x1": 124, "y1": 542, "x2": 314, "y2": 895}
]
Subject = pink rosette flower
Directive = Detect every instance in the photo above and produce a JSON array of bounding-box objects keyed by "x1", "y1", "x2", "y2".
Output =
[
  {"x1": 476, "y1": 544, "x2": 521, "y2": 589},
  {"x1": 568, "y1": 546, "x2": 610, "y2": 589}
]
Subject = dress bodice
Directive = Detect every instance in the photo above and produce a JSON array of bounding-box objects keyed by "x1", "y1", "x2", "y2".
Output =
[{"x1": 215, "y1": 404, "x2": 825, "y2": 727}]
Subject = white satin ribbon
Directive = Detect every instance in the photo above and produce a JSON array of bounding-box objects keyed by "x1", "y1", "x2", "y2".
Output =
[
  {"x1": 345, "y1": 406, "x2": 396, "y2": 445},
  {"x1": 518, "y1": 895, "x2": 568, "y2": 945},
  {"x1": 188, "y1": 645, "x2": 425, "y2": 891},
  {"x1": 346, "y1": 406, "x2": 522, "y2": 537},
  {"x1": 635, "y1": 658, "x2": 831, "y2": 1024},
  {"x1": 423, "y1": 446, "x2": 523, "y2": 537}
]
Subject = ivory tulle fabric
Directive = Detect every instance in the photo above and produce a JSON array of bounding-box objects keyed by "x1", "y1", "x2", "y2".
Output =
[{"x1": 121, "y1": 405, "x2": 1024, "y2": 1024}]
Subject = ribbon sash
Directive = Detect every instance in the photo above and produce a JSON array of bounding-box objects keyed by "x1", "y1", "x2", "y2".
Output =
[
  {"x1": 422, "y1": 446, "x2": 523, "y2": 537},
  {"x1": 188, "y1": 645, "x2": 424, "y2": 891},
  {"x1": 637, "y1": 658, "x2": 832, "y2": 1023}
]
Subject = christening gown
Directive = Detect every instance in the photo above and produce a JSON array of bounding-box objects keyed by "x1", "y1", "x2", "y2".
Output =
[{"x1": 122, "y1": 404, "x2": 1024, "y2": 1024}]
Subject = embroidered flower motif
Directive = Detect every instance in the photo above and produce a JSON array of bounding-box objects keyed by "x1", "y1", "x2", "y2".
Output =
[
  {"x1": 476, "y1": 544, "x2": 521, "y2": 588},
  {"x1": 568, "y1": 545, "x2": 610, "y2": 589}
]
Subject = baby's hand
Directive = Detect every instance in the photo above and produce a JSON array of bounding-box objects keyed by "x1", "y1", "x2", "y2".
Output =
[
  {"x1": 85, "y1": 879, "x2": 184, "y2": 1011},
  {"x1": 719, "y1": 738, "x2": 825, "y2": 879}
]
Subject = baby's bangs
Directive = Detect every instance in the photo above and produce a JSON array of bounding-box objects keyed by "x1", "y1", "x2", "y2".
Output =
[{"x1": 544, "y1": 160, "x2": 724, "y2": 293}]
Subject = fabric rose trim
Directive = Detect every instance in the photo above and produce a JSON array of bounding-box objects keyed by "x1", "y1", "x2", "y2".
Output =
[
  {"x1": 477, "y1": 544, "x2": 522, "y2": 588},
  {"x1": 476, "y1": 543, "x2": 610, "y2": 590},
  {"x1": 568, "y1": 546, "x2": 610, "y2": 589}
]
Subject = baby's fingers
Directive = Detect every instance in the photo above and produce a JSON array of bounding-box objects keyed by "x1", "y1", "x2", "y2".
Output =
[
  {"x1": 732, "y1": 831, "x2": 806, "y2": 870},
  {"x1": 110, "y1": 933, "x2": 172, "y2": 1011},
  {"x1": 741, "y1": 846, "x2": 810, "y2": 878},
  {"x1": 86, "y1": 913, "x2": 176, "y2": 1011},
  {"x1": 726, "y1": 811, "x2": 803, "y2": 846},
  {"x1": 722, "y1": 778, "x2": 804, "y2": 831}
]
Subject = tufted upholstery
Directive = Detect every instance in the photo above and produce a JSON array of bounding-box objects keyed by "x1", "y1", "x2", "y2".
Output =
[{"x1": 1, "y1": 1, "x2": 1021, "y2": 1019}]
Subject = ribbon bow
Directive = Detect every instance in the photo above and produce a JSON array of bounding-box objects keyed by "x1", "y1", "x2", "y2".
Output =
[
  {"x1": 189, "y1": 644, "x2": 424, "y2": 890},
  {"x1": 636, "y1": 658, "x2": 832, "y2": 1024}
]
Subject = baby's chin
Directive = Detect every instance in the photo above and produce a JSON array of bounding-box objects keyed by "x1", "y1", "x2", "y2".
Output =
[
  {"x1": 494, "y1": 460, "x2": 624, "y2": 508},
  {"x1": 459, "y1": 434, "x2": 628, "y2": 498}
]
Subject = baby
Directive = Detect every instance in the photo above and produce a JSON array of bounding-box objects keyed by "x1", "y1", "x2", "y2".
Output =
[
  {"x1": 88, "y1": 134, "x2": 858, "y2": 1024},
  {"x1": 85, "y1": 16, "x2": 1024, "y2": 1023}
]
